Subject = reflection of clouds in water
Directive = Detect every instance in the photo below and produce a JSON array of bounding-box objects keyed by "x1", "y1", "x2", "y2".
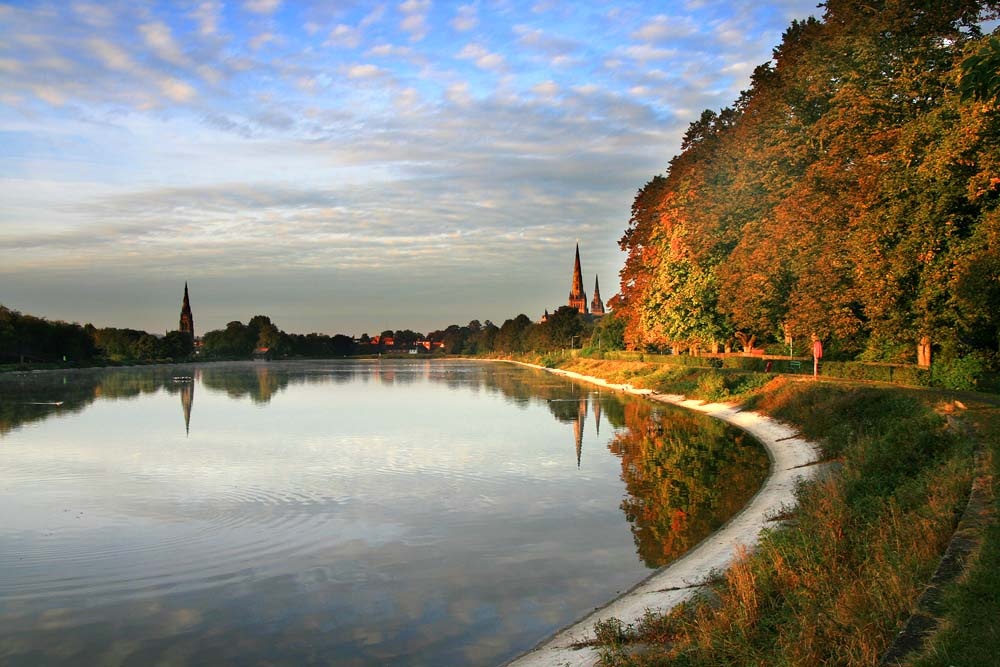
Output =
[{"x1": 0, "y1": 361, "x2": 765, "y2": 666}]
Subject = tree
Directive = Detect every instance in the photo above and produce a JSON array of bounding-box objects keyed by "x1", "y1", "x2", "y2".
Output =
[
  {"x1": 161, "y1": 330, "x2": 194, "y2": 359},
  {"x1": 544, "y1": 306, "x2": 585, "y2": 349},
  {"x1": 497, "y1": 314, "x2": 534, "y2": 353},
  {"x1": 590, "y1": 312, "x2": 626, "y2": 351},
  {"x1": 961, "y1": 36, "x2": 1000, "y2": 103}
]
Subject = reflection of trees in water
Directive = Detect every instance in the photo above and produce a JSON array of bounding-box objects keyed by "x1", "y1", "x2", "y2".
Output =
[
  {"x1": 609, "y1": 400, "x2": 770, "y2": 568},
  {"x1": 0, "y1": 366, "x2": 192, "y2": 435},
  {"x1": 1, "y1": 360, "x2": 768, "y2": 573},
  {"x1": 200, "y1": 366, "x2": 289, "y2": 404}
]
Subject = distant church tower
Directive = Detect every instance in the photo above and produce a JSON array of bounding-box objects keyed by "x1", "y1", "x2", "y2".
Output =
[
  {"x1": 568, "y1": 243, "x2": 589, "y2": 315},
  {"x1": 590, "y1": 275, "x2": 605, "y2": 316},
  {"x1": 179, "y1": 282, "x2": 194, "y2": 340}
]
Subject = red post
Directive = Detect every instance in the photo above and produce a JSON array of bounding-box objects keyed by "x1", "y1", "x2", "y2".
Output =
[{"x1": 812, "y1": 337, "x2": 823, "y2": 378}]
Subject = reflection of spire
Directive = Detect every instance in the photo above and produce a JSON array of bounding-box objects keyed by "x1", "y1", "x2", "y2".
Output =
[
  {"x1": 573, "y1": 394, "x2": 588, "y2": 467},
  {"x1": 180, "y1": 379, "x2": 193, "y2": 436},
  {"x1": 591, "y1": 392, "x2": 602, "y2": 437}
]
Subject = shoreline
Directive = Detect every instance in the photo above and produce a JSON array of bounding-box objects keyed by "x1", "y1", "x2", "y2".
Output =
[{"x1": 505, "y1": 362, "x2": 823, "y2": 667}]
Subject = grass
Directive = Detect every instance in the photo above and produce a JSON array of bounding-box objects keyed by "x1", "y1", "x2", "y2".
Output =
[
  {"x1": 543, "y1": 357, "x2": 997, "y2": 667},
  {"x1": 907, "y1": 405, "x2": 1000, "y2": 667}
]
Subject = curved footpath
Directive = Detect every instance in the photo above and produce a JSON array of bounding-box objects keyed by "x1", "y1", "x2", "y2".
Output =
[{"x1": 505, "y1": 363, "x2": 822, "y2": 667}]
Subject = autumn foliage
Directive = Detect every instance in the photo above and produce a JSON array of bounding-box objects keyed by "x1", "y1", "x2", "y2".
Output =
[{"x1": 612, "y1": 0, "x2": 1000, "y2": 364}]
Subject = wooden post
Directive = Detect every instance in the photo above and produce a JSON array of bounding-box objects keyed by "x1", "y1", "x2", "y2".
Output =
[{"x1": 917, "y1": 336, "x2": 931, "y2": 368}]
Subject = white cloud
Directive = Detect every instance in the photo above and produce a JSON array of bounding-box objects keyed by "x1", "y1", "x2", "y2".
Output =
[
  {"x1": 88, "y1": 38, "x2": 138, "y2": 72},
  {"x1": 457, "y1": 43, "x2": 505, "y2": 71},
  {"x1": 159, "y1": 77, "x2": 197, "y2": 102},
  {"x1": 244, "y1": 0, "x2": 282, "y2": 14},
  {"x1": 399, "y1": 0, "x2": 430, "y2": 42},
  {"x1": 191, "y1": 1, "x2": 223, "y2": 36},
  {"x1": 513, "y1": 25, "x2": 580, "y2": 66},
  {"x1": 30, "y1": 85, "x2": 67, "y2": 106},
  {"x1": 346, "y1": 63, "x2": 382, "y2": 79},
  {"x1": 361, "y1": 4, "x2": 387, "y2": 27},
  {"x1": 38, "y1": 56, "x2": 75, "y2": 73},
  {"x1": 394, "y1": 87, "x2": 421, "y2": 112},
  {"x1": 0, "y1": 58, "x2": 22, "y2": 73},
  {"x1": 140, "y1": 22, "x2": 189, "y2": 65},
  {"x1": 632, "y1": 14, "x2": 698, "y2": 42},
  {"x1": 197, "y1": 64, "x2": 223, "y2": 84},
  {"x1": 249, "y1": 32, "x2": 276, "y2": 50},
  {"x1": 451, "y1": 5, "x2": 477, "y2": 31},
  {"x1": 72, "y1": 2, "x2": 114, "y2": 28},
  {"x1": 327, "y1": 24, "x2": 362, "y2": 48},
  {"x1": 532, "y1": 80, "x2": 558, "y2": 98},
  {"x1": 367, "y1": 43, "x2": 413, "y2": 58},
  {"x1": 445, "y1": 82, "x2": 471, "y2": 105},
  {"x1": 621, "y1": 44, "x2": 678, "y2": 61}
]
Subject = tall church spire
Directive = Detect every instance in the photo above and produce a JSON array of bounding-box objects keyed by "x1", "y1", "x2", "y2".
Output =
[
  {"x1": 179, "y1": 282, "x2": 194, "y2": 340},
  {"x1": 590, "y1": 274, "x2": 605, "y2": 316},
  {"x1": 568, "y1": 243, "x2": 589, "y2": 314}
]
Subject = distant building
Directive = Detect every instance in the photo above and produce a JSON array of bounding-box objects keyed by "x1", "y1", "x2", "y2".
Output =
[
  {"x1": 590, "y1": 275, "x2": 605, "y2": 316},
  {"x1": 568, "y1": 243, "x2": 589, "y2": 315},
  {"x1": 540, "y1": 244, "x2": 607, "y2": 321},
  {"x1": 179, "y1": 282, "x2": 194, "y2": 340}
]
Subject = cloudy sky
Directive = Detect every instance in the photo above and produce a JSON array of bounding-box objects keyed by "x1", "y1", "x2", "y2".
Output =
[{"x1": 1, "y1": 0, "x2": 822, "y2": 337}]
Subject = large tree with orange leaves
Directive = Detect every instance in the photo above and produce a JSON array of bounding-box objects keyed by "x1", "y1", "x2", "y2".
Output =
[{"x1": 615, "y1": 0, "x2": 1000, "y2": 361}]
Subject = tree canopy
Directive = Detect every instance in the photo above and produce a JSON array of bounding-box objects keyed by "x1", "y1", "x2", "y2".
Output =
[{"x1": 612, "y1": 0, "x2": 1000, "y2": 362}]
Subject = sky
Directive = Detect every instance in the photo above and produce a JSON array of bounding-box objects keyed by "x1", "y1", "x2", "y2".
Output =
[{"x1": 0, "y1": 0, "x2": 824, "y2": 337}]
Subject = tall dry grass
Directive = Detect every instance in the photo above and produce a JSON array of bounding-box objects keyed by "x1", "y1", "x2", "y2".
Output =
[{"x1": 590, "y1": 373, "x2": 973, "y2": 667}]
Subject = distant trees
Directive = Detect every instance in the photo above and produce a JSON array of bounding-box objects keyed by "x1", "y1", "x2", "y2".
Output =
[
  {"x1": 497, "y1": 314, "x2": 533, "y2": 353},
  {"x1": 0, "y1": 306, "x2": 96, "y2": 363},
  {"x1": 1, "y1": 303, "x2": 617, "y2": 365}
]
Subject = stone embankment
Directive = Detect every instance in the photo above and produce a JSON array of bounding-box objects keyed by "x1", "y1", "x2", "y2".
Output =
[{"x1": 505, "y1": 363, "x2": 822, "y2": 667}]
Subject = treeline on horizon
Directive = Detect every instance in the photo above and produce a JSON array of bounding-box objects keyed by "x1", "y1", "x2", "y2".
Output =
[
  {"x1": 611, "y1": 0, "x2": 1000, "y2": 368},
  {"x1": 0, "y1": 303, "x2": 626, "y2": 365}
]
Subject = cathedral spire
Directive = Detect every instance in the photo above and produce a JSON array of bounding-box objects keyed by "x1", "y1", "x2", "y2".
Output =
[
  {"x1": 179, "y1": 282, "x2": 194, "y2": 340},
  {"x1": 568, "y1": 243, "x2": 588, "y2": 314},
  {"x1": 590, "y1": 274, "x2": 605, "y2": 316}
]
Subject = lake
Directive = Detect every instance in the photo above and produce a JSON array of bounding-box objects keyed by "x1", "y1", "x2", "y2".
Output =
[{"x1": 0, "y1": 360, "x2": 768, "y2": 666}]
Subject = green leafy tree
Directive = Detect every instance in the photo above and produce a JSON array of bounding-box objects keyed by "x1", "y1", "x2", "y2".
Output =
[{"x1": 161, "y1": 330, "x2": 194, "y2": 359}]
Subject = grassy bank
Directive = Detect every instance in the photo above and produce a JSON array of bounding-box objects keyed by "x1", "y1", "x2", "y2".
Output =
[{"x1": 536, "y1": 356, "x2": 997, "y2": 667}]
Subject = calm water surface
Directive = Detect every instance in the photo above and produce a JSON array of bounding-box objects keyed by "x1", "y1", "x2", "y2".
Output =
[{"x1": 0, "y1": 360, "x2": 768, "y2": 666}]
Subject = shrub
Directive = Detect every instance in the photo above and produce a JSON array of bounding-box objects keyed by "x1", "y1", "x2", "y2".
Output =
[
  {"x1": 729, "y1": 372, "x2": 772, "y2": 396},
  {"x1": 696, "y1": 370, "x2": 730, "y2": 402},
  {"x1": 538, "y1": 352, "x2": 564, "y2": 368},
  {"x1": 930, "y1": 356, "x2": 983, "y2": 391},
  {"x1": 890, "y1": 366, "x2": 931, "y2": 387},
  {"x1": 722, "y1": 356, "x2": 765, "y2": 371}
]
